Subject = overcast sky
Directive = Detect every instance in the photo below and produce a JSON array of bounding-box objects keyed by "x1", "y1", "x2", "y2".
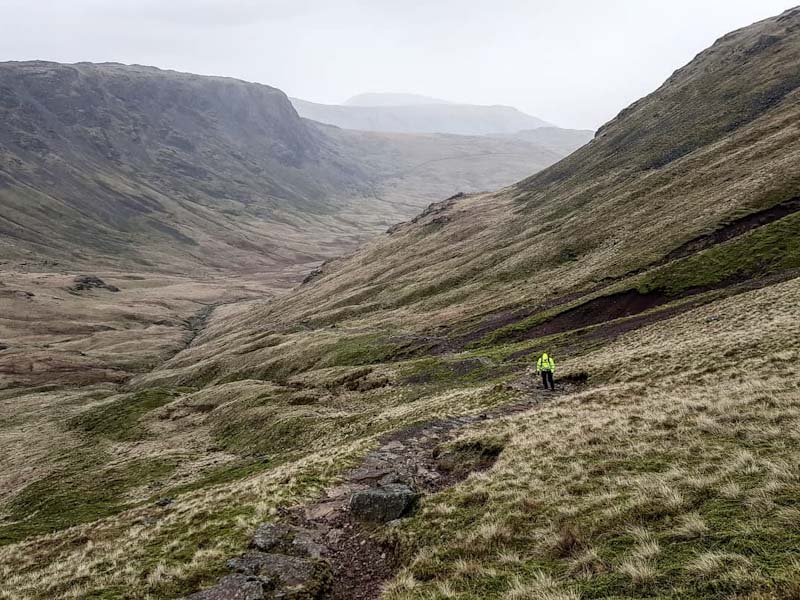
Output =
[{"x1": 0, "y1": 0, "x2": 795, "y2": 129}]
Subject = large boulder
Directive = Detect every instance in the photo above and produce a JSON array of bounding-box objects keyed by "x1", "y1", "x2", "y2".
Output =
[
  {"x1": 69, "y1": 275, "x2": 120, "y2": 292},
  {"x1": 349, "y1": 484, "x2": 420, "y2": 523}
]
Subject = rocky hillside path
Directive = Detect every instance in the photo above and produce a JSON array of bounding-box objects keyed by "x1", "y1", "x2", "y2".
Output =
[{"x1": 187, "y1": 379, "x2": 575, "y2": 600}]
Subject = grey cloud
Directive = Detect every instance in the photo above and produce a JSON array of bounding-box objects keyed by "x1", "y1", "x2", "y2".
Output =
[
  {"x1": 0, "y1": 0, "x2": 795, "y2": 129},
  {"x1": 86, "y1": 0, "x2": 319, "y2": 27}
]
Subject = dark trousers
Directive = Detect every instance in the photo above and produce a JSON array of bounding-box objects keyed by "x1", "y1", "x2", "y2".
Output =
[{"x1": 541, "y1": 370, "x2": 555, "y2": 390}]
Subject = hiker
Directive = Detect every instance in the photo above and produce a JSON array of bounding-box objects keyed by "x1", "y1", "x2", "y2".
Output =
[{"x1": 536, "y1": 352, "x2": 556, "y2": 391}]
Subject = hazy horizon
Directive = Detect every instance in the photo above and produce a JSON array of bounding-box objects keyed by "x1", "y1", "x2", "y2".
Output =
[{"x1": 0, "y1": 0, "x2": 795, "y2": 129}]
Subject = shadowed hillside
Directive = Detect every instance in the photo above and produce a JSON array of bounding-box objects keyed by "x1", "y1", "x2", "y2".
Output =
[{"x1": 0, "y1": 62, "x2": 564, "y2": 274}]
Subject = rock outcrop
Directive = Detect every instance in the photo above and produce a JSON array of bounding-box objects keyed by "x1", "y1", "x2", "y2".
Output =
[{"x1": 69, "y1": 275, "x2": 120, "y2": 292}]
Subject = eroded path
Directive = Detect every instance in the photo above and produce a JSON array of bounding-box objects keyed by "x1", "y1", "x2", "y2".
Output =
[{"x1": 188, "y1": 379, "x2": 581, "y2": 600}]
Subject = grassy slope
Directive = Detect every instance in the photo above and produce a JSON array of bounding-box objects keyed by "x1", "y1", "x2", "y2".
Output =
[
  {"x1": 2, "y1": 9, "x2": 800, "y2": 600},
  {"x1": 384, "y1": 277, "x2": 800, "y2": 600},
  {"x1": 0, "y1": 367, "x2": 515, "y2": 598}
]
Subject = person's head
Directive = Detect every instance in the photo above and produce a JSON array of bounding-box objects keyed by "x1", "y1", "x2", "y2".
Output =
[{"x1": 542, "y1": 352, "x2": 549, "y2": 360}]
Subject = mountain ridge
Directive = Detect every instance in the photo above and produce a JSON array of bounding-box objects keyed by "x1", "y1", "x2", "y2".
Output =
[
  {"x1": 344, "y1": 92, "x2": 453, "y2": 106},
  {"x1": 290, "y1": 96, "x2": 553, "y2": 135}
]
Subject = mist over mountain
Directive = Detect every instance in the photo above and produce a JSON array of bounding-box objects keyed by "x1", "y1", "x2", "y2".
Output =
[
  {"x1": 344, "y1": 93, "x2": 453, "y2": 106},
  {"x1": 492, "y1": 126, "x2": 594, "y2": 155},
  {"x1": 290, "y1": 95, "x2": 554, "y2": 135}
]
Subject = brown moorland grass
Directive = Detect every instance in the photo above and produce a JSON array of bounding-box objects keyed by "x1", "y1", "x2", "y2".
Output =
[
  {"x1": 0, "y1": 374, "x2": 516, "y2": 598},
  {"x1": 382, "y1": 277, "x2": 800, "y2": 600}
]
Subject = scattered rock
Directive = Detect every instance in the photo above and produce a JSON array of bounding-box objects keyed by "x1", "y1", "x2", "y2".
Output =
[
  {"x1": 228, "y1": 552, "x2": 328, "y2": 596},
  {"x1": 411, "y1": 195, "x2": 460, "y2": 224},
  {"x1": 349, "y1": 484, "x2": 419, "y2": 523},
  {"x1": 251, "y1": 523, "x2": 326, "y2": 559},
  {"x1": 185, "y1": 574, "x2": 267, "y2": 600},
  {"x1": 2, "y1": 289, "x2": 35, "y2": 299},
  {"x1": 385, "y1": 221, "x2": 407, "y2": 235},
  {"x1": 413, "y1": 467, "x2": 441, "y2": 486},
  {"x1": 305, "y1": 501, "x2": 342, "y2": 522},
  {"x1": 325, "y1": 484, "x2": 357, "y2": 499},
  {"x1": 348, "y1": 464, "x2": 394, "y2": 483},
  {"x1": 325, "y1": 528, "x2": 344, "y2": 545},
  {"x1": 155, "y1": 497, "x2": 174, "y2": 507},
  {"x1": 251, "y1": 523, "x2": 294, "y2": 552},
  {"x1": 378, "y1": 472, "x2": 409, "y2": 486},
  {"x1": 70, "y1": 275, "x2": 120, "y2": 293},
  {"x1": 382, "y1": 441, "x2": 405, "y2": 452},
  {"x1": 292, "y1": 529, "x2": 327, "y2": 559},
  {"x1": 491, "y1": 382, "x2": 515, "y2": 392},
  {"x1": 302, "y1": 267, "x2": 323, "y2": 285}
]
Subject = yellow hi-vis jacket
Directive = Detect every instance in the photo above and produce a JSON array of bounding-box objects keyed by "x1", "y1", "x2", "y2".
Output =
[{"x1": 537, "y1": 354, "x2": 555, "y2": 373}]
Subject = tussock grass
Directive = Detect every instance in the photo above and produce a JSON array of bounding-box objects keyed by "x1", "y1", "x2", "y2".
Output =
[
  {"x1": 0, "y1": 370, "x2": 514, "y2": 598},
  {"x1": 0, "y1": 438, "x2": 367, "y2": 599},
  {"x1": 383, "y1": 278, "x2": 800, "y2": 599}
]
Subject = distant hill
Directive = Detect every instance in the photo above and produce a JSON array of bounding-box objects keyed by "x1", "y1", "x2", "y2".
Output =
[
  {"x1": 344, "y1": 92, "x2": 453, "y2": 106},
  {"x1": 0, "y1": 62, "x2": 566, "y2": 274},
  {"x1": 290, "y1": 96, "x2": 551, "y2": 135}
]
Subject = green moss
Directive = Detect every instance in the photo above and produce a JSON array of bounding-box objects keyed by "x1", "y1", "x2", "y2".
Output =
[
  {"x1": 68, "y1": 389, "x2": 175, "y2": 442},
  {"x1": 399, "y1": 356, "x2": 513, "y2": 387},
  {"x1": 639, "y1": 211, "x2": 800, "y2": 295},
  {"x1": 0, "y1": 455, "x2": 176, "y2": 545},
  {"x1": 317, "y1": 333, "x2": 439, "y2": 368},
  {"x1": 211, "y1": 402, "x2": 375, "y2": 460},
  {"x1": 472, "y1": 211, "x2": 800, "y2": 352}
]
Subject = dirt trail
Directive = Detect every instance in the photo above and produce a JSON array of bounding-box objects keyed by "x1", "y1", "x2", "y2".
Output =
[{"x1": 188, "y1": 378, "x2": 580, "y2": 600}]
